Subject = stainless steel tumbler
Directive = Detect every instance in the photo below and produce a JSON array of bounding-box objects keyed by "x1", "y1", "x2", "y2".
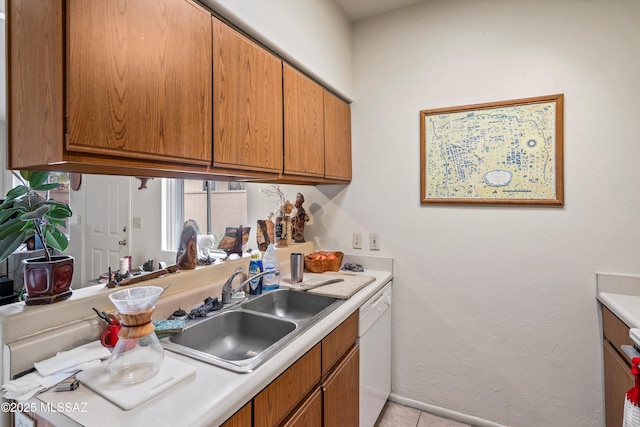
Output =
[{"x1": 290, "y1": 253, "x2": 304, "y2": 284}]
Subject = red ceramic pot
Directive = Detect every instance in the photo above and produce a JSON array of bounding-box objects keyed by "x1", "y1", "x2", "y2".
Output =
[{"x1": 22, "y1": 256, "x2": 74, "y2": 305}]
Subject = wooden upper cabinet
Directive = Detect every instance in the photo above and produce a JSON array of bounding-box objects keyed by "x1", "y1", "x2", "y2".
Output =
[
  {"x1": 212, "y1": 18, "x2": 283, "y2": 173},
  {"x1": 323, "y1": 91, "x2": 352, "y2": 181},
  {"x1": 8, "y1": 0, "x2": 65, "y2": 169},
  {"x1": 284, "y1": 64, "x2": 325, "y2": 177},
  {"x1": 67, "y1": 0, "x2": 213, "y2": 165}
]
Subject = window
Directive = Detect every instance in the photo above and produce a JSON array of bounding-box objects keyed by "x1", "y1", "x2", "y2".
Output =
[{"x1": 162, "y1": 179, "x2": 248, "y2": 252}]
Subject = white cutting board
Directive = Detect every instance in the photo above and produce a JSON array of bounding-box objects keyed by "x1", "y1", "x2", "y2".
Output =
[
  {"x1": 76, "y1": 356, "x2": 196, "y2": 410},
  {"x1": 288, "y1": 272, "x2": 376, "y2": 299}
]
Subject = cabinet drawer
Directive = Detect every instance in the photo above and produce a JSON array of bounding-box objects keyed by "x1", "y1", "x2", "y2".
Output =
[
  {"x1": 254, "y1": 344, "x2": 321, "y2": 427},
  {"x1": 322, "y1": 311, "x2": 358, "y2": 377},
  {"x1": 602, "y1": 305, "x2": 634, "y2": 364}
]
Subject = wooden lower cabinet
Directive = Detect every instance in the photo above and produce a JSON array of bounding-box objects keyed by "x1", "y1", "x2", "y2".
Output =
[
  {"x1": 603, "y1": 341, "x2": 633, "y2": 427},
  {"x1": 222, "y1": 402, "x2": 253, "y2": 427},
  {"x1": 283, "y1": 388, "x2": 323, "y2": 427},
  {"x1": 602, "y1": 305, "x2": 635, "y2": 427},
  {"x1": 322, "y1": 311, "x2": 358, "y2": 376},
  {"x1": 254, "y1": 345, "x2": 322, "y2": 427},
  {"x1": 232, "y1": 314, "x2": 360, "y2": 427},
  {"x1": 323, "y1": 345, "x2": 359, "y2": 427}
]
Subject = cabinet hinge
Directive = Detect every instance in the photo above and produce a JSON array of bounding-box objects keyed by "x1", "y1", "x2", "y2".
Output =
[{"x1": 64, "y1": 116, "x2": 69, "y2": 135}]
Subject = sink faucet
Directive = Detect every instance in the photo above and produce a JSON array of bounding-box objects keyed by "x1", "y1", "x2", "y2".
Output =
[{"x1": 221, "y1": 269, "x2": 280, "y2": 304}]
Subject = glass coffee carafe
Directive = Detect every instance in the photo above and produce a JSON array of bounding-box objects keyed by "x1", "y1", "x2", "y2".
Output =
[{"x1": 108, "y1": 286, "x2": 165, "y2": 384}]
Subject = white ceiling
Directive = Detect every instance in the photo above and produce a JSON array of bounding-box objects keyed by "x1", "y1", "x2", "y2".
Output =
[{"x1": 334, "y1": 0, "x2": 429, "y2": 22}]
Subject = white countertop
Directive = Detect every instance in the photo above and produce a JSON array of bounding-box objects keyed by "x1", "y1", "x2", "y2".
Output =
[
  {"x1": 597, "y1": 272, "x2": 640, "y2": 328},
  {"x1": 29, "y1": 269, "x2": 393, "y2": 427}
]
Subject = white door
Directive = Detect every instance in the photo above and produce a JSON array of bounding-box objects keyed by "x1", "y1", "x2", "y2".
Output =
[{"x1": 84, "y1": 175, "x2": 131, "y2": 281}]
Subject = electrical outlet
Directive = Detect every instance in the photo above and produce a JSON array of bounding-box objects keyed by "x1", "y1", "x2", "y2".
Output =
[
  {"x1": 352, "y1": 232, "x2": 362, "y2": 249},
  {"x1": 15, "y1": 411, "x2": 36, "y2": 427},
  {"x1": 133, "y1": 217, "x2": 143, "y2": 229},
  {"x1": 369, "y1": 233, "x2": 380, "y2": 251}
]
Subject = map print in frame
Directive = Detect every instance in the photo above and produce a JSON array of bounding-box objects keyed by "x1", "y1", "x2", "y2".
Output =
[{"x1": 420, "y1": 94, "x2": 564, "y2": 205}]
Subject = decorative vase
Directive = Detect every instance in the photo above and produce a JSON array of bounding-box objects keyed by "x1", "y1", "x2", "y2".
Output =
[{"x1": 22, "y1": 255, "x2": 74, "y2": 305}]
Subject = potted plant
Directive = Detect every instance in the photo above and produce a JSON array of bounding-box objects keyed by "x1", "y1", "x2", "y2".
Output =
[{"x1": 0, "y1": 171, "x2": 74, "y2": 305}]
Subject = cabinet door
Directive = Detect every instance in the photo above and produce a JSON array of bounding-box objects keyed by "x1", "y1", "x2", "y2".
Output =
[
  {"x1": 67, "y1": 0, "x2": 212, "y2": 165},
  {"x1": 284, "y1": 64, "x2": 325, "y2": 177},
  {"x1": 221, "y1": 402, "x2": 252, "y2": 427},
  {"x1": 323, "y1": 345, "x2": 359, "y2": 427},
  {"x1": 323, "y1": 92, "x2": 352, "y2": 181},
  {"x1": 212, "y1": 18, "x2": 283, "y2": 172},
  {"x1": 8, "y1": 0, "x2": 65, "y2": 169},
  {"x1": 254, "y1": 344, "x2": 321, "y2": 427},
  {"x1": 603, "y1": 340, "x2": 634, "y2": 427},
  {"x1": 282, "y1": 387, "x2": 322, "y2": 427}
]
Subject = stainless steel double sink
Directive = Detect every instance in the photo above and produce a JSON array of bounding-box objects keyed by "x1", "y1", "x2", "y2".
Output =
[{"x1": 161, "y1": 289, "x2": 341, "y2": 373}]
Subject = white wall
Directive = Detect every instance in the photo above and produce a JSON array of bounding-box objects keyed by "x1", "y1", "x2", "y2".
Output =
[{"x1": 256, "y1": 0, "x2": 640, "y2": 425}]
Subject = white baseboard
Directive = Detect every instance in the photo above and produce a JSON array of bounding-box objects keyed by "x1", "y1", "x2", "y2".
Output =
[{"x1": 388, "y1": 393, "x2": 509, "y2": 427}]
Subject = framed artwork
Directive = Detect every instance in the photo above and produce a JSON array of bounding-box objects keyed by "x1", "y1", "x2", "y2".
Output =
[{"x1": 420, "y1": 94, "x2": 564, "y2": 205}]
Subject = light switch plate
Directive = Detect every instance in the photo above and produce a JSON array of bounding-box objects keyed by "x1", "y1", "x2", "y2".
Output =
[
  {"x1": 133, "y1": 217, "x2": 143, "y2": 229},
  {"x1": 369, "y1": 233, "x2": 380, "y2": 251},
  {"x1": 352, "y1": 232, "x2": 362, "y2": 249}
]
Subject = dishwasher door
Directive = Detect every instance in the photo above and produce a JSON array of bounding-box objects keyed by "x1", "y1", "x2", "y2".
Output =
[{"x1": 359, "y1": 282, "x2": 392, "y2": 427}]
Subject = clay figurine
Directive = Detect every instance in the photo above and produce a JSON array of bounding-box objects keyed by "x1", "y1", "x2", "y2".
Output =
[
  {"x1": 291, "y1": 193, "x2": 309, "y2": 243},
  {"x1": 176, "y1": 220, "x2": 199, "y2": 269}
]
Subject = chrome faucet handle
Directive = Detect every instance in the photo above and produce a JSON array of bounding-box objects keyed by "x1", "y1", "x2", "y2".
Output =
[{"x1": 222, "y1": 269, "x2": 245, "y2": 304}]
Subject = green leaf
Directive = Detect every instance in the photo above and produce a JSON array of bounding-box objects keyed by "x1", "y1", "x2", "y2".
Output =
[
  {"x1": 32, "y1": 182, "x2": 60, "y2": 192},
  {"x1": 27, "y1": 171, "x2": 50, "y2": 189},
  {"x1": 46, "y1": 202, "x2": 72, "y2": 218},
  {"x1": 6, "y1": 185, "x2": 27, "y2": 200},
  {"x1": 45, "y1": 227, "x2": 68, "y2": 252},
  {"x1": 21, "y1": 205, "x2": 50, "y2": 220},
  {"x1": 0, "y1": 207, "x2": 22, "y2": 223},
  {"x1": 0, "y1": 229, "x2": 28, "y2": 263},
  {"x1": 0, "y1": 199, "x2": 11, "y2": 210},
  {"x1": 0, "y1": 198, "x2": 15, "y2": 210},
  {"x1": 0, "y1": 218, "x2": 25, "y2": 241}
]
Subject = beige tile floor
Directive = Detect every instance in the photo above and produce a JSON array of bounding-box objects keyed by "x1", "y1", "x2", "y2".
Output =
[{"x1": 375, "y1": 401, "x2": 474, "y2": 427}]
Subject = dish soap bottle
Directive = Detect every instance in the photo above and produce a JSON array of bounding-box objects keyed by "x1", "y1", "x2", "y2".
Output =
[
  {"x1": 262, "y1": 244, "x2": 280, "y2": 291},
  {"x1": 248, "y1": 251, "x2": 263, "y2": 295}
]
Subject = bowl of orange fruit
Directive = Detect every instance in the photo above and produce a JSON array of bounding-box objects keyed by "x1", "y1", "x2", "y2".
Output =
[{"x1": 304, "y1": 251, "x2": 344, "y2": 273}]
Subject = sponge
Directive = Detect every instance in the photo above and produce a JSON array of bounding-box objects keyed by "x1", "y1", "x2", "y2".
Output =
[{"x1": 153, "y1": 318, "x2": 186, "y2": 338}]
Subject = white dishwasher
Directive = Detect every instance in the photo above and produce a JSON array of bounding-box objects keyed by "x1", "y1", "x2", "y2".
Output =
[{"x1": 359, "y1": 281, "x2": 392, "y2": 427}]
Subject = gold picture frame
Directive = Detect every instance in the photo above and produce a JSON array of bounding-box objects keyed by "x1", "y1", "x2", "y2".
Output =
[{"x1": 420, "y1": 94, "x2": 564, "y2": 205}]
